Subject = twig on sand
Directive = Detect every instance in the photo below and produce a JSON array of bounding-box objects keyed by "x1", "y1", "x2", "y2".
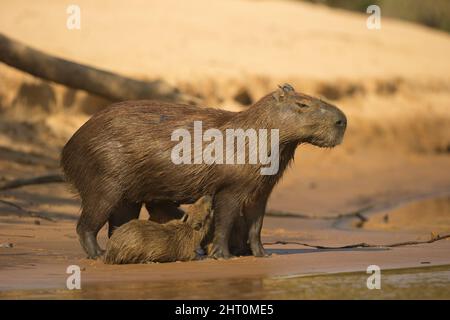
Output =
[
  {"x1": 266, "y1": 205, "x2": 372, "y2": 222},
  {"x1": 0, "y1": 174, "x2": 64, "y2": 191},
  {"x1": 263, "y1": 233, "x2": 450, "y2": 249},
  {"x1": 0, "y1": 199, "x2": 55, "y2": 222},
  {"x1": 0, "y1": 233, "x2": 35, "y2": 238}
]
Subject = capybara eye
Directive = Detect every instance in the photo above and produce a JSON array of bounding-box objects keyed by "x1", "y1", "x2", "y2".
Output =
[{"x1": 296, "y1": 102, "x2": 309, "y2": 109}]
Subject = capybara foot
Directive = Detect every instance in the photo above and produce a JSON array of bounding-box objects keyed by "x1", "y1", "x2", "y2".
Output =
[
  {"x1": 209, "y1": 245, "x2": 234, "y2": 260},
  {"x1": 87, "y1": 247, "x2": 105, "y2": 259},
  {"x1": 230, "y1": 246, "x2": 252, "y2": 257},
  {"x1": 78, "y1": 230, "x2": 104, "y2": 259},
  {"x1": 250, "y1": 243, "x2": 267, "y2": 257}
]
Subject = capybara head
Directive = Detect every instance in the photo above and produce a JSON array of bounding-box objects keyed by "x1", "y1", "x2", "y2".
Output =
[
  {"x1": 181, "y1": 195, "x2": 214, "y2": 232},
  {"x1": 257, "y1": 84, "x2": 347, "y2": 147}
]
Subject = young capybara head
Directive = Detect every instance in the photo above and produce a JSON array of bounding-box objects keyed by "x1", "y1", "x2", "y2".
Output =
[
  {"x1": 181, "y1": 195, "x2": 214, "y2": 232},
  {"x1": 259, "y1": 84, "x2": 347, "y2": 148}
]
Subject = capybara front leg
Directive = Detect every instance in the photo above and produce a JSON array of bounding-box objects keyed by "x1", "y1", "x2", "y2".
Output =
[
  {"x1": 108, "y1": 200, "x2": 142, "y2": 237},
  {"x1": 229, "y1": 215, "x2": 251, "y2": 256},
  {"x1": 245, "y1": 197, "x2": 268, "y2": 257},
  {"x1": 209, "y1": 190, "x2": 240, "y2": 259}
]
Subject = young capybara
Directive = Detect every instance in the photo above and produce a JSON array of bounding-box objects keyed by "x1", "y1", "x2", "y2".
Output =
[
  {"x1": 61, "y1": 84, "x2": 347, "y2": 259},
  {"x1": 103, "y1": 195, "x2": 213, "y2": 264}
]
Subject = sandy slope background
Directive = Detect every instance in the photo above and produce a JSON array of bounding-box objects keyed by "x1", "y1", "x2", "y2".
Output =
[{"x1": 0, "y1": 0, "x2": 449, "y2": 298}]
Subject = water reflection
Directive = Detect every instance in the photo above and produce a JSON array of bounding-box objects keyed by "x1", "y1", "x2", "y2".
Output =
[{"x1": 3, "y1": 265, "x2": 450, "y2": 299}]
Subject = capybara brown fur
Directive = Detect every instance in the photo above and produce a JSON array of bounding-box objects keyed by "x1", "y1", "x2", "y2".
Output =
[
  {"x1": 61, "y1": 84, "x2": 346, "y2": 259},
  {"x1": 104, "y1": 195, "x2": 213, "y2": 264}
]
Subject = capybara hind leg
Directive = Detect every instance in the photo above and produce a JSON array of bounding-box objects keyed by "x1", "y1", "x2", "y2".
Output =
[
  {"x1": 209, "y1": 191, "x2": 240, "y2": 259},
  {"x1": 108, "y1": 201, "x2": 142, "y2": 237},
  {"x1": 77, "y1": 229, "x2": 104, "y2": 259},
  {"x1": 145, "y1": 200, "x2": 184, "y2": 224},
  {"x1": 77, "y1": 220, "x2": 106, "y2": 259},
  {"x1": 77, "y1": 197, "x2": 117, "y2": 259},
  {"x1": 245, "y1": 198, "x2": 268, "y2": 257}
]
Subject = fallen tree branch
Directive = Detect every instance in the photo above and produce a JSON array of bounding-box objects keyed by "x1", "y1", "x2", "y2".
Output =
[
  {"x1": 0, "y1": 174, "x2": 64, "y2": 191},
  {"x1": 0, "y1": 33, "x2": 200, "y2": 104},
  {"x1": 263, "y1": 233, "x2": 450, "y2": 249},
  {"x1": 0, "y1": 199, "x2": 55, "y2": 222}
]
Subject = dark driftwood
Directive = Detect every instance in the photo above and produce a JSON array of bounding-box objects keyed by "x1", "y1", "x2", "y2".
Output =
[
  {"x1": 0, "y1": 199, "x2": 55, "y2": 221},
  {"x1": 0, "y1": 174, "x2": 64, "y2": 191},
  {"x1": 0, "y1": 33, "x2": 199, "y2": 104}
]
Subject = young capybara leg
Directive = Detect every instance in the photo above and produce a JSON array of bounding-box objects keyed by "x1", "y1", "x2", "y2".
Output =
[
  {"x1": 244, "y1": 197, "x2": 268, "y2": 257},
  {"x1": 145, "y1": 200, "x2": 184, "y2": 224},
  {"x1": 77, "y1": 195, "x2": 119, "y2": 259},
  {"x1": 209, "y1": 190, "x2": 240, "y2": 259},
  {"x1": 108, "y1": 200, "x2": 142, "y2": 237}
]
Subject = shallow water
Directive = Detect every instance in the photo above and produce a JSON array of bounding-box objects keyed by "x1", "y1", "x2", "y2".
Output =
[{"x1": 2, "y1": 265, "x2": 450, "y2": 299}]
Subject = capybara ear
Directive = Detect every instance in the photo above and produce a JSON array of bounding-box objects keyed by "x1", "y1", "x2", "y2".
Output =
[
  {"x1": 273, "y1": 83, "x2": 295, "y2": 102},
  {"x1": 194, "y1": 195, "x2": 213, "y2": 213},
  {"x1": 203, "y1": 195, "x2": 213, "y2": 208},
  {"x1": 197, "y1": 195, "x2": 213, "y2": 206},
  {"x1": 280, "y1": 83, "x2": 295, "y2": 93}
]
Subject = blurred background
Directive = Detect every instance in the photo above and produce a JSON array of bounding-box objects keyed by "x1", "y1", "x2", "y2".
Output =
[
  {"x1": 0, "y1": 0, "x2": 449, "y2": 213},
  {"x1": 305, "y1": 0, "x2": 450, "y2": 33}
]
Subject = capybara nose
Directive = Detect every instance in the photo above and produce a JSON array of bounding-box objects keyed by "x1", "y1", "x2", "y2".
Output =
[{"x1": 335, "y1": 117, "x2": 347, "y2": 128}]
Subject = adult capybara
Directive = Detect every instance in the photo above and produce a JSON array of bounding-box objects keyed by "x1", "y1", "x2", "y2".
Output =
[
  {"x1": 61, "y1": 84, "x2": 346, "y2": 259},
  {"x1": 104, "y1": 195, "x2": 213, "y2": 264}
]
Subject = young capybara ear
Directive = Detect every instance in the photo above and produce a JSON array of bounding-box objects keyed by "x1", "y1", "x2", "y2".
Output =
[
  {"x1": 196, "y1": 195, "x2": 213, "y2": 212},
  {"x1": 184, "y1": 195, "x2": 214, "y2": 230}
]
